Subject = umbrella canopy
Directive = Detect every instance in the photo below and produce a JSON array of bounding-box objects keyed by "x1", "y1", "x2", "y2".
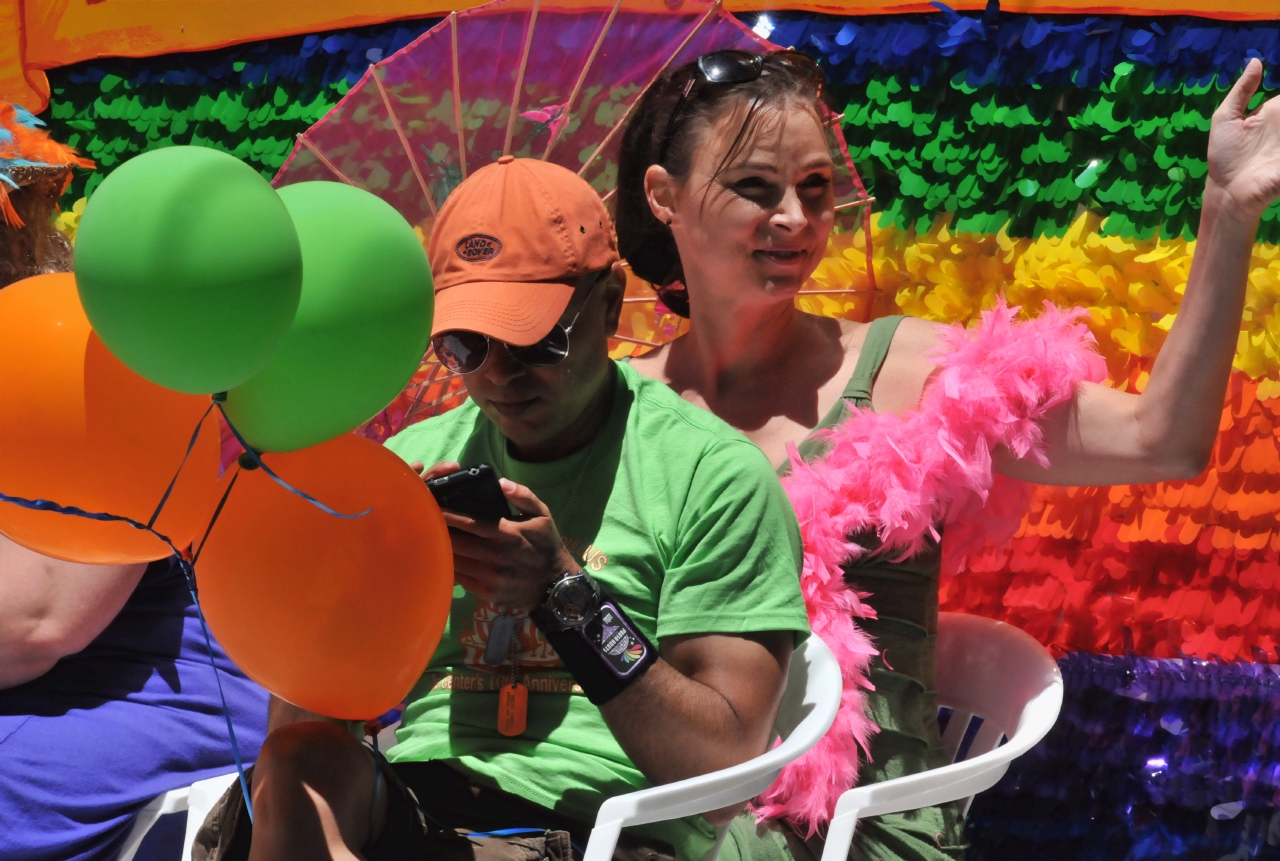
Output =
[{"x1": 273, "y1": 0, "x2": 871, "y2": 434}]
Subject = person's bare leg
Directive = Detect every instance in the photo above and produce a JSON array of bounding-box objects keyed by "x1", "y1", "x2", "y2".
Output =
[{"x1": 247, "y1": 721, "x2": 388, "y2": 861}]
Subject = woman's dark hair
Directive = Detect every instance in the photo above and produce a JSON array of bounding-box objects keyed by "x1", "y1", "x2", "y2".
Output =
[{"x1": 616, "y1": 53, "x2": 829, "y2": 317}]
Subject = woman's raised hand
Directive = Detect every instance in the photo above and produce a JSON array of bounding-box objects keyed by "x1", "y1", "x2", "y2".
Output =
[{"x1": 1208, "y1": 59, "x2": 1280, "y2": 221}]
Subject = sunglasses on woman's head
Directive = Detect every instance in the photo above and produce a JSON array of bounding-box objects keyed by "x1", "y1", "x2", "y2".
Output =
[
  {"x1": 657, "y1": 50, "x2": 825, "y2": 164},
  {"x1": 432, "y1": 272, "x2": 606, "y2": 375}
]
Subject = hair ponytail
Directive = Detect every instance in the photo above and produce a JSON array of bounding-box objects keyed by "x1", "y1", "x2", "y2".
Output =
[{"x1": 616, "y1": 82, "x2": 686, "y2": 311}]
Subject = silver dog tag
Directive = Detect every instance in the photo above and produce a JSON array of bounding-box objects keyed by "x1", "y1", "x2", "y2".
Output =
[{"x1": 484, "y1": 613, "x2": 518, "y2": 666}]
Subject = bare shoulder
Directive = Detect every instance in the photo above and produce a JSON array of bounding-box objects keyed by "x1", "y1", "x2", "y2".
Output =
[
  {"x1": 867, "y1": 315, "x2": 949, "y2": 414},
  {"x1": 0, "y1": 536, "x2": 149, "y2": 688},
  {"x1": 835, "y1": 315, "x2": 944, "y2": 367},
  {"x1": 889, "y1": 316, "x2": 947, "y2": 356},
  {"x1": 833, "y1": 316, "x2": 866, "y2": 344},
  {"x1": 626, "y1": 341, "x2": 673, "y2": 383}
]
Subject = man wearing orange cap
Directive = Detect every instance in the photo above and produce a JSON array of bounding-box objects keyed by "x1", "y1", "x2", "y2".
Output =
[{"x1": 202, "y1": 157, "x2": 810, "y2": 861}]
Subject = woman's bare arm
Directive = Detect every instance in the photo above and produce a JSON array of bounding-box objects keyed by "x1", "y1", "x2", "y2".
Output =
[
  {"x1": 883, "y1": 60, "x2": 1274, "y2": 488},
  {"x1": 995, "y1": 177, "x2": 1253, "y2": 488},
  {"x1": 992, "y1": 60, "x2": 1280, "y2": 487}
]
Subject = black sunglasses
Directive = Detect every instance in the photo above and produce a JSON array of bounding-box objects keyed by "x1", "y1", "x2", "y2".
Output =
[
  {"x1": 432, "y1": 272, "x2": 606, "y2": 375},
  {"x1": 657, "y1": 50, "x2": 825, "y2": 164}
]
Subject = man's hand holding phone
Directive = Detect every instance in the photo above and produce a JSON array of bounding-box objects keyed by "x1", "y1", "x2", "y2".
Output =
[{"x1": 414, "y1": 461, "x2": 578, "y2": 611}]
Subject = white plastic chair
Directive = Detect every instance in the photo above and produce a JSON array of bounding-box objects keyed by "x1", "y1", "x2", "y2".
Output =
[
  {"x1": 117, "y1": 770, "x2": 239, "y2": 861},
  {"x1": 583, "y1": 635, "x2": 841, "y2": 861},
  {"x1": 818, "y1": 612, "x2": 1063, "y2": 861},
  {"x1": 118, "y1": 636, "x2": 841, "y2": 861}
]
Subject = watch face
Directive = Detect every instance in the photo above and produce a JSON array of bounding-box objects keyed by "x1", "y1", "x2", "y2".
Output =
[
  {"x1": 555, "y1": 579, "x2": 594, "y2": 621},
  {"x1": 550, "y1": 574, "x2": 598, "y2": 626}
]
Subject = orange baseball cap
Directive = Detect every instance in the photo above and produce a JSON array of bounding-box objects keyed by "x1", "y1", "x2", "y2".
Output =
[{"x1": 428, "y1": 155, "x2": 618, "y2": 346}]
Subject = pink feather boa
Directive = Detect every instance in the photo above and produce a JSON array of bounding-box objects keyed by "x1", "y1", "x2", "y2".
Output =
[{"x1": 753, "y1": 302, "x2": 1106, "y2": 833}]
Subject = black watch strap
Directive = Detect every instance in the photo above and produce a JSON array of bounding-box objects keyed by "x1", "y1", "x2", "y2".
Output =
[{"x1": 531, "y1": 590, "x2": 657, "y2": 705}]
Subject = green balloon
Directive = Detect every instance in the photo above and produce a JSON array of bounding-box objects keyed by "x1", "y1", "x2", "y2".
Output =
[
  {"x1": 74, "y1": 146, "x2": 302, "y2": 394},
  {"x1": 222, "y1": 182, "x2": 433, "y2": 452}
]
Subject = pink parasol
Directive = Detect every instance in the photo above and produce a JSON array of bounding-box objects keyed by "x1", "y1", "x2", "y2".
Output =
[{"x1": 273, "y1": 0, "x2": 873, "y2": 437}]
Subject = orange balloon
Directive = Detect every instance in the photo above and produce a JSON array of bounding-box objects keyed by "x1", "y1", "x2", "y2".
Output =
[
  {"x1": 0, "y1": 273, "x2": 223, "y2": 563},
  {"x1": 196, "y1": 433, "x2": 453, "y2": 720}
]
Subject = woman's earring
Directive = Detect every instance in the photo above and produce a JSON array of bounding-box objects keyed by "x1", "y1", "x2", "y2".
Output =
[{"x1": 665, "y1": 218, "x2": 672, "y2": 225}]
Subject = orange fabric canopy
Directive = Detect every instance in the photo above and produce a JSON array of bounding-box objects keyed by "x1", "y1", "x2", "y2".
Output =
[{"x1": 4, "y1": 0, "x2": 1279, "y2": 112}]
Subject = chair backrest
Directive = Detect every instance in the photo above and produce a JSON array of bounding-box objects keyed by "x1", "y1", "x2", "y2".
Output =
[
  {"x1": 820, "y1": 611, "x2": 1062, "y2": 852},
  {"x1": 182, "y1": 772, "x2": 241, "y2": 859},
  {"x1": 773, "y1": 634, "x2": 841, "y2": 751},
  {"x1": 934, "y1": 611, "x2": 1063, "y2": 781},
  {"x1": 117, "y1": 771, "x2": 240, "y2": 861}
]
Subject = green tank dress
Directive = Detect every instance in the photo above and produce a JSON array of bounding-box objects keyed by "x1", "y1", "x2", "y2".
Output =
[
  {"x1": 790, "y1": 316, "x2": 967, "y2": 861},
  {"x1": 631, "y1": 318, "x2": 966, "y2": 861}
]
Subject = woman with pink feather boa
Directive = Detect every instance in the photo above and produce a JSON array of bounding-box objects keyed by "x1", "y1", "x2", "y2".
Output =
[{"x1": 616, "y1": 50, "x2": 1280, "y2": 861}]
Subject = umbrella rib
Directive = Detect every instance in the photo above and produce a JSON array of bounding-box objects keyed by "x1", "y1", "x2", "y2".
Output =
[
  {"x1": 395, "y1": 361, "x2": 449, "y2": 434},
  {"x1": 542, "y1": 0, "x2": 623, "y2": 161},
  {"x1": 296, "y1": 134, "x2": 357, "y2": 186},
  {"x1": 411, "y1": 388, "x2": 470, "y2": 418},
  {"x1": 450, "y1": 12, "x2": 468, "y2": 181},
  {"x1": 611, "y1": 334, "x2": 663, "y2": 348},
  {"x1": 371, "y1": 65, "x2": 438, "y2": 218},
  {"x1": 834, "y1": 196, "x2": 876, "y2": 211},
  {"x1": 503, "y1": 0, "x2": 542, "y2": 158},
  {"x1": 857, "y1": 205, "x2": 878, "y2": 322},
  {"x1": 621, "y1": 288, "x2": 877, "y2": 300},
  {"x1": 578, "y1": 0, "x2": 722, "y2": 179}
]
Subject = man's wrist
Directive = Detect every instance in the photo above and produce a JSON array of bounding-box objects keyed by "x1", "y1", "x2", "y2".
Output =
[{"x1": 531, "y1": 584, "x2": 657, "y2": 705}]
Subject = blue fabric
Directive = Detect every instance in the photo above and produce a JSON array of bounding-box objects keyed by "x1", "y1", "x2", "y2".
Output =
[
  {"x1": 759, "y1": 9, "x2": 1280, "y2": 91},
  {"x1": 0, "y1": 558, "x2": 269, "y2": 861}
]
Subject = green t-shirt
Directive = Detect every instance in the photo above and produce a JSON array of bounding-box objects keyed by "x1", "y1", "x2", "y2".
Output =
[{"x1": 383, "y1": 360, "x2": 809, "y2": 860}]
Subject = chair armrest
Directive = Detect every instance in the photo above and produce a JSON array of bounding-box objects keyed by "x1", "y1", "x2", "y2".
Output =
[
  {"x1": 581, "y1": 749, "x2": 794, "y2": 861},
  {"x1": 593, "y1": 746, "x2": 792, "y2": 831},
  {"x1": 834, "y1": 681, "x2": 1062, "y2": 821},
  {"x1": 582, "y1": 733, "x2": 821, "y2": 861}
]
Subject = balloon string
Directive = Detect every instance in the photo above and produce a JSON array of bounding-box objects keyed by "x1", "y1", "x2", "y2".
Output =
[
  {"x1": 147, "y1": 403, "x2": 215, "y2": 530},
  {"x1": 0, "y1": 491, "x2": 172, "y2": 533},
  {"x1": 191, "y1": 468, "x2": 241, "y2": 570},
  {"x1": 212, "y1": 402, "x2": 371, "y2": 520},
  {"x1": 175, "y1": 555, "x2": 255, "y2": 824},
  {"x1": 364, "y1": 733, "x2": 447, "y2": 833},
  {"x1": 0, "y1": 490, "x2": 255, "y2": 823}
]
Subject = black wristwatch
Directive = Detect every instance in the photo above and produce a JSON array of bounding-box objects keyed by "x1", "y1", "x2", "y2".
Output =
[
  {"x1": 530, "y1": 568, "x2": 657, "y2": 705},
  {"x1": 539, "y1": 568, "x2": 602, "y2": 631}
]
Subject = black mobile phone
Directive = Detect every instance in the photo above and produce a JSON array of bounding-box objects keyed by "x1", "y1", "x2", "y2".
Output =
[{"x1": 425, "y1": 463, "x2": 517, "y2": 522}]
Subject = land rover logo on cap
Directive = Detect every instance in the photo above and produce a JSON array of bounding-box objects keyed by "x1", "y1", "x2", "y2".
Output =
[{"x1": 456, "y1": 233, "x2": 503, "y2": 262}]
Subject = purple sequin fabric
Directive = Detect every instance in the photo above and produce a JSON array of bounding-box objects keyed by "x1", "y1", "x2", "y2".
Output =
[{"x1": 968, "y1": 653, "x2": 1280, "y2": 860}]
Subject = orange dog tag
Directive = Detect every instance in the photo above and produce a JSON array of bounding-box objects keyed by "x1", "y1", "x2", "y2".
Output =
[{"x1": 497, "y1": 682, "x2": 528, "y2": 736}]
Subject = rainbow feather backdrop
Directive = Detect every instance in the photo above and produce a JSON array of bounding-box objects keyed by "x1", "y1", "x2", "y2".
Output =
[{"x1": 32, "y1": 7, "x2": 1280, "y2": 858}]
